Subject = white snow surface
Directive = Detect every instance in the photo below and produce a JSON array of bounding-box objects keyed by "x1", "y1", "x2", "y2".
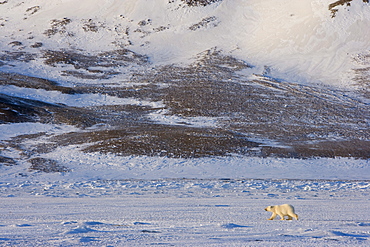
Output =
[
  {"x1": 1, "y1": 143, "x2": 370, "y2": 246},
  {"x1": 1, "y1": 0, "x2": 370, "y2": 87},
  {"x1": 1, "y1": 1, "x2": 370, "y2": 246}
]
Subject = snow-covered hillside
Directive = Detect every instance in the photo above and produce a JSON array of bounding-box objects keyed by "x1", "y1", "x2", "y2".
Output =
[
  {"x1": 1, "y1": 1, "x2": 370, "y2": 245},
  {"x1": 1, "y1": 0, "x2": 369, "y2": 160},
  {"x1": 1, "y1": 0, "x2": 370, "y2": 86}
]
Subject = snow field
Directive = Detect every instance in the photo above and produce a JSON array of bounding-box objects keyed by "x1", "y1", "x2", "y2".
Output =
[{"x1": 1, "y1": 193, "x2": 369, "y2": 246}]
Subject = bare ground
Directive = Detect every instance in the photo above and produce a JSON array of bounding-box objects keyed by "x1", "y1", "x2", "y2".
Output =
[{"x1": 0, "y1": 47, "x2": 369, "y2": 171}]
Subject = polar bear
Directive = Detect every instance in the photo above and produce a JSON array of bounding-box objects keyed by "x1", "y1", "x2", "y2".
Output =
[{"x1": 264, "y1": 204, "x2": 298, "y2": 220}]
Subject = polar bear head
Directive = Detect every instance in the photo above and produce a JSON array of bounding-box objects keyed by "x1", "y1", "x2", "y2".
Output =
[{"x1": 265, "y1": 206, "x2": 274, "y2": 212}]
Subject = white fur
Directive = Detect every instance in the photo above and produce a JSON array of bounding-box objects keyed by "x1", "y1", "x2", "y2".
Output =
[{"x1": 264, "y1": 204, "x2": 298, "y2": 220}]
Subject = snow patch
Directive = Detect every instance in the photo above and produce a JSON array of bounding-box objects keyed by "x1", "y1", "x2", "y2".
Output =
[
  {"x1": 0, "y1": 85, "x2": 165, "y2": 107},
  {"x1": 0, "y1": 122, "x2": 79, "y2": 140}
]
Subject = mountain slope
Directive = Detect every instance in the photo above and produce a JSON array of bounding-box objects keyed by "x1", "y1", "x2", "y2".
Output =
[{"x1": 0, "y1": 0, "x2": 369, "y2": 175}]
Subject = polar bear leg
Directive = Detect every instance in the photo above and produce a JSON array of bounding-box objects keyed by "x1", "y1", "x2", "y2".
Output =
[
  {"x1": 278, "y1": 214, "x2": 285, "y2": 220},
  {"x1": 268, "y1": 212, "x2": 277, "y2": 220},
  {"x1": 288, "y1": 213, "x2": 298, "y2": 220},
  {"x1": 293, "y1": 214, "x2": 299, "y2": 220}
]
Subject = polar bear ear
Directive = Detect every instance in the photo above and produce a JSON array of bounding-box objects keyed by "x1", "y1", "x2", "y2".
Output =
[{"x1": 270, "y1": 206, "x2": 274, "y2": 209}]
